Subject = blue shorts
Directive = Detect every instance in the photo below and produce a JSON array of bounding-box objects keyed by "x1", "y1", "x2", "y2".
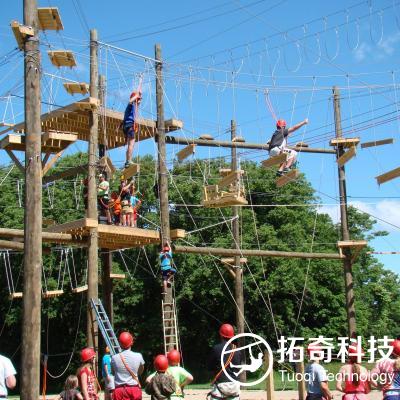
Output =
[
  {"x1": 384, "y1": 394, "x2": 400, "y2": 400},
  {"x1": 162, "y1": 268, "x2": 176, "y2": 280},
  {"x1": 123, "y1": 124, "x2": 135, "y2": 139}
]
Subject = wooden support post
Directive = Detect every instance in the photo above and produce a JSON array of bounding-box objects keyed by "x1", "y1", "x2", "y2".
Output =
[
  {"x1": 231, "y1": 120, "x2": 246, "y2": 382},
  {"x1": 87, "y1": 29, "x2": 99, "y2": 354},
  {"x1": 42, "y1": 149, "x2": 64, "y2": 176},
  {"x1": 333, "y1": 86, "x2": 356, "y2": 338},
  {"x1": 99, "y1": 73, "x2": 113, "y2": 325},
  {"x1": 296, "y1": 361, "x2": 306, "y2": 400},
  {"x1": 21, "y1": 0, "x2": 42, "y2": 398},
  {"x1": 156, "y1": 44, "x2": 173, "y2": 351},
  {"x1": 265, "y1": 350, "x2": 275, "y2": 400}
]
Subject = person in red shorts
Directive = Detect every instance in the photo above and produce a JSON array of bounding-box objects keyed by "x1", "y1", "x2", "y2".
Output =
[{"x1": 111, "y1": 331, "x2": 145, "y2": 400}]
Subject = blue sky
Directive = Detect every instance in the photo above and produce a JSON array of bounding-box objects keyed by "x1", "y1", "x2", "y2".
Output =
[{"x1": 1, "y1": 1, "x2": 400, "y2": 272}]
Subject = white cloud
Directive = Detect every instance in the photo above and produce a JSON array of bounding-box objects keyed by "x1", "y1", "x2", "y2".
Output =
[
  {"x1": 353, "y1": 32, "x2": 400, "y2": 62},
  {"x1": 318, "y1": 200, "x2": 400, "y2": 232}
]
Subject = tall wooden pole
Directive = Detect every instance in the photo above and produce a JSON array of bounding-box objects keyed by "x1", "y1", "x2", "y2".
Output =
[
  {"x1": 21, "y1": 0, "x2": 42, "y2": 398},
  {"x1": 99, "y1": 74, "x2": 113, "y2": 323},
  {"x1": 87, "y1": 29, "x2": 99, "y2": 351},
  {"x1": 333, "y1": 86, "x2": 356, "y2": 337},
  {"x1": 231, "y1": 120, "x2": 245, "y2": 381},
  {"x1": 155, "y1": 44, "x2": 174, "y2": 351}
]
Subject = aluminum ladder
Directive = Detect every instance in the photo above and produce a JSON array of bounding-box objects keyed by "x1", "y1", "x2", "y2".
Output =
[{"x1": 90, "y1": 298, "x2": 121, "y2": 355}]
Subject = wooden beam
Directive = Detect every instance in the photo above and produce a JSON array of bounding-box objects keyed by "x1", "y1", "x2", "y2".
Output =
[
  {"x1": 361, "y1": 138, "x2": 394, "y2": 149},
  {"x1": 42, "y1": 164, "x2": 88, "y2": 184},
  {"x1": 5, "y1": 149, "x2": 24, "y2": 173},
  {"x1": 0, "y1": 227, "x2": 87, "y2": 245},
  {"x1": 163, "y1": 136, "x2": 337, "y2": 154},
  {"x1": 0, "y1": 239, "x2": 24, "y2": 251},
  {"x1": 173, "y1": 245, "x2": 344, "y2": 260},
  {"x1": 42, "y1": 149, "x2": 64, "y2": 176},
  {"x1": 221, "y1": 263, "x2": 235, "y2": 279},
  {"x1": 276, "y1": 169, "x2": 299, "y2": 187},
  {"x1": 41, "y1": 152, "x2": 51, "y2": 168},
  {"x1": 337, "y1": 146, "x2": 356, "y2": 167},
  {"x1": 262, "y1": 153, "x2": 288, "y2": 168},
  {"x1": 221, "y1": 257, "x2": 247, "y2": 264},
  {"x1": 376, "y1": 166, "x2": 400, "y2": 185},
  {"x1": 176, "y1": 144, "x2": 196, "y2": 162}
]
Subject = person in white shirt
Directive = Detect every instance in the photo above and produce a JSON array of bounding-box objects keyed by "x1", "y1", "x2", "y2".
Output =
[{"x1": 0, "y1": 354, "x2": 16, "y2": 398}]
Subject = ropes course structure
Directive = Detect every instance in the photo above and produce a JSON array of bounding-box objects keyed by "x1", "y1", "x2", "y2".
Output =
[{"x1": 1, "y1": 1, "x2": 400, "y2": 398}]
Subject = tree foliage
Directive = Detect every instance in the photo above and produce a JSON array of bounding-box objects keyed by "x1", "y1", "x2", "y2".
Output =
[{"x1": 0, "y1": 153, "x2": 398, "y2": 390}]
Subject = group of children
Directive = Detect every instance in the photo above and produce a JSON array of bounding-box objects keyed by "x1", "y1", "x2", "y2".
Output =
[{"x1": 56, "y1": 339, "x2": 192, "y2": 400}]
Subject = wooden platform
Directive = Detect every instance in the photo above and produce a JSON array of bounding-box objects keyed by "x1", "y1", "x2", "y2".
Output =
[
  {"x1": 337, "y1": 240, "x2": 367, "y2": 262},
  {"x1": 330, "y1": 137, "x2": 360, "y2": 148},
  {"x1": 74, "y1": 97, "x2": 99, "y2": 111},
  {"x1": 37, "y1": 7, "x2": 63, "y2": 31},
  {"x1": 276, "y1": 169, "x2": 299, "y2": 187},
  {"x1": 262, "y1": 153, "x2": 288, "y2": 169},
  {"x1": 45, "y1": 218, "x2": 185, "y2": 250},
  {"x1": 0, "y1": 131, "x2": 77, "y2": 153},
  {"x1": 63, "y1": 82, "x2": 89, "y2": 95},
  {"x1": 4, "y1": 98, "x2": 183, "y2": 150},
  {"x1": 11, "y1": 21, "x2": 34, "y2": 50},
  {"x1": 48, "y1": 51, "x2": 76, "y2": 67}
]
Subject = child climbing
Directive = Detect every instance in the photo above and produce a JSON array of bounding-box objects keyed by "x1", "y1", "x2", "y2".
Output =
[
  {"x1": 160, "y1": 243, "x2": 176, "y2": 295},
  {"x1": 120, "y1": 176, "x2": 133, "y2": 227},
  {"x1": 145, "y1": 355, "x2": 176, "y2": 400},
  {"x1": 55, "y1": 375, "x2": 83, "y2": 400},
  {"x1": 77, "y1": 348, "x2": 98, "y2": 400},
  {"x1": 122, "y1": 91, "x2": 142, "y2": 169},
  {"x1": 98, "y1": 174, "x2": 111, "y2": 224},
  {"x1": 130, "y1": 183, "x2": 142, "y2": 228},
  {"x1": 268, "y1": 118, "x2": 308, "y2": 176}
]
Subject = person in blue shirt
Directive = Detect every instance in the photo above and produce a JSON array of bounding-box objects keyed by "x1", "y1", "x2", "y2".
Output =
[
  {"x1": 101, "y1": 347, "x2": 114, "y2": 400},
  {"x1": 160, "y1": 243, "x2": 176, "y2": 294},
  {"x1": 122, "y1": 91, "x2": 141, "y2": 169}
]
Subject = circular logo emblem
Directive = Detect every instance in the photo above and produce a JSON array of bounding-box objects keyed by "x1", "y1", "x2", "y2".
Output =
[{"x1": 221, "y1": 333, "x2": 273, "y2": 387}]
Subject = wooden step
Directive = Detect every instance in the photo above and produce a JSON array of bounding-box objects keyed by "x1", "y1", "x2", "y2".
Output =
[
  {"x1": 74, "y1": 97, "x2": 99, "y2": 111},
  {"x1": 38, "y1": 7, "x2": 63, "y2": 31},
  {"x1": 221, "y1": 257, "x2": 247, "y2": 264},
  {"x1": 361, "y1": 138, "x2": 394, "y2": 149},
  {"x1": 122, "y1": 163, "x2": 140, "y2": 180},
  {"x1": 262, "y1": 153, "x2": 288, "y2": 169},
  {"x1": 276, "y1": 169, "x2": 299, "y2": 187},
  {"x1": 72, "y1": 285, "x2": 88, "y2": 293},
  {"x1": 9, "y1": 292, "x2": 23, "y2": 299},
  {"x1": 43, "y1": 289, "x2": 64, "y2": 298},
  {"x1": 48, "y1": 51, "x2": 76, "y2": 67},
  {"x1": 376, "y1": 166, "x2": 400, "y2": 185},
  {"x1": 177, "y1": 144, "x2": 196, "y2": 162},
  {"x1": 63, "y1": 82, "x2": 89, "y2": 95},
  {"x1": 10, "y1": 21, "x2": 34, "y2": 50},
  {"x1": 218, "y1": 170, "x2": 244, "y2": 188},
  {"x1": 110, "y1": 273, "x2": 126, "y2": 279}
]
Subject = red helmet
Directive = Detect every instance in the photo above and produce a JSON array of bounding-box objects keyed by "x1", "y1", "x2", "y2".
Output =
[
  {"x1": 163, "y1": 244, "x2": 170, "y2": 251},
  {"x1": 276, "y1": 119, "x2": 286, "y2": 129},
  {"x1": 307, "y1": 344, "x2": 322, "y2": 357},
  {"x1": 219, "y1": 323, "x2": 235, "y2": 339},
  {"x1": 130, "y1": 91, "x2": 142, "y2": 100},
  {"x1": 119, "y1": 331, "x2": 134, "y2": 349},
  {"x1": 348, "y1": 343, "x2": 364, "y2": 361},
  {"x1": 154, "y1": 355, "x2": 169, "y2": 372},
  {"x1": 167, "y1": 349, "x2": 181, "y2": 366},
  {"x1": 81, "y1": 347, "x2": 96, "y2": 362},
  {"x1": 391, "y1": 340, "x2": 400, "y2": 357}
]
